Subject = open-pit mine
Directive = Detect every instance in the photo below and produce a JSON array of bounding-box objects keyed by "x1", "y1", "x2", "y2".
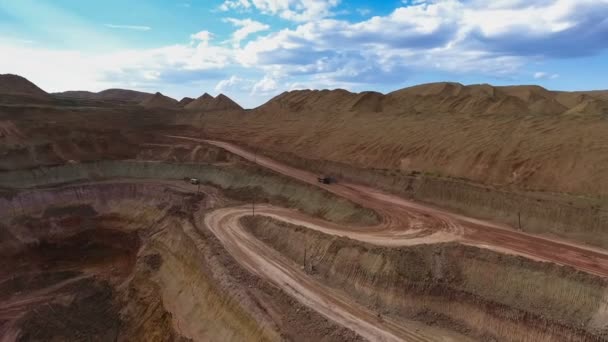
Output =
[{"x1": 2, "y1": 74, "x2": 608, "y2": 341}]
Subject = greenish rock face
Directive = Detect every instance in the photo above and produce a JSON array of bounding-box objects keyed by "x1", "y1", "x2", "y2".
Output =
[{"x1": 0, "y1": 161, "x2": 379, "y2": 226}]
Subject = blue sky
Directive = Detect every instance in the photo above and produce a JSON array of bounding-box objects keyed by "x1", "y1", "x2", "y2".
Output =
[{"x1": 1, "y1": 0, "x2": 608, "y2": 108}]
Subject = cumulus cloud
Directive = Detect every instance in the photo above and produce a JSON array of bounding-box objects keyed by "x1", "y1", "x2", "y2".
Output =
[
  {"x1": 224, "y1": 18, "x2": 270, "y2": 47},
  {"x1": 215, "y1": 75, "x2": 254, "y2": 92},
  {"x1": 190, "y1": 30, "x2": 214, "y2": 43},
  {"x1": 3, "y1": 0, "x2": 608, "y2": 107},
  {"x1": 232, "y1": 0, "x2": 608, "y2": 86},
  {"x1": 252, "y1": 75, "x2": 279, "y2": 94},
  {"x1": 219, "y1": 0, "x2": 341, "y2": 21},
  {"x1": 219, "y1": 0, "x2": 251, "y2": 11},
  {"x1": 465, "y1": 1, "x2": 608, "y2": 57}
]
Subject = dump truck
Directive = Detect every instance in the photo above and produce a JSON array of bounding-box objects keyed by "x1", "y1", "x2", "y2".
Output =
[
  {"x1": 184, "y1": 177, "x2": 200, "y2": 185},
  {"x1": 317, "y1": 175, "x2": 335, "y2": 184}
]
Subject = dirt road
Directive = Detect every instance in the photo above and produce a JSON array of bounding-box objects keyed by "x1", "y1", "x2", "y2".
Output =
[
  {"x1": 167, "y1": 135, "x2": 608, "y2": 278},
  {"x1": 203, "y1": 205, "x2": 473, "y2": 342}
]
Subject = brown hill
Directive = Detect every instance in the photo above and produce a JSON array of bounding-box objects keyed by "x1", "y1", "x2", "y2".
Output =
[
  {"x1": 54, "y1": 89, "x2": 154, "y2": 103},
  {"x1": 213, "y1": 94, "x2": 243, "y2": 111},
  {"x1": 139, "y1": 92, "x2": 179, "y2": 109},
  {"x1": 256, "y1": 83, "x2": 608, "y2": 117},
  {"x1": 99, "y1": 89, "x2": 153, "y2": 102},
  {"x1": 53, "y1": 90, "x2": 98, "y2": 99},
  {"x1": 179, "y1": 97, "x2": 195, "y2": 106},
  {"x1": 185, "y1": 93, "x2": 243, "y2": 111},
  {"x1": 0, "y1": 74, "x2": 50, "y2": 99},
  {"x1": 196, "y1": 82, "x2": 608, "y2": 197},
  {"x1": 185, "y1": 93, "x2": 215, "y2": 110}
]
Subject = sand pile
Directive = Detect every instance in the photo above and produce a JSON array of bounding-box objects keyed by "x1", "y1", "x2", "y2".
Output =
[
  {"x1": 213, "y1": 94, "x2": 243, "y2": 111},
  {"x1": 178, "y1": 97, "x2": 195, "y2": 106},
  {"x1": 139, "y1": 92, "x2": 179, "y2": 109},
  {"x1": 185, "y1": 93, "x2": 243, "y2": 111},
  {"x1": 185, "y1": 93, "x2": 214, "y2": 110}
]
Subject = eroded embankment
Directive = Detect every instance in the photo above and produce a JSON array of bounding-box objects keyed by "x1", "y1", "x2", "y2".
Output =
[
  {"x1": 0, "y1": 182, "x2": 365, "y2": 341},
  {"x1": 0, "y1": 183, "x2": 193, "y2": 340},
  {"x1": 243, "y1": 216, "x2": 608, "y2": 342},
  {"x1": 0, "y1": 160, "x2": 378, "y2": 226},
  {"x1": 252, "y1": 147, "x2": 608, "y2": 249}
]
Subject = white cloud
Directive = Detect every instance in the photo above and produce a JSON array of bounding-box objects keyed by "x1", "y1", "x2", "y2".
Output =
[
  {"x1": 224, "y1": 18, "x2": 270, "y2": 47},
  {"x1": 220, "y1": 0, "x2": 252, "y2": 11},
  {"x1": 216, "y1": 75, "x2": 251, "y2": 92},
  {"x1": 534, "y1": 72, "x2": 559, "y2": 79},
  {"x1": 190, "y1": 30, "x2": 214, "y2": 43},
  {"x1": 219, "y1": 0, "x2": 341, "y2": 21},
  {"x1": 104, "y1": 24, "x2": 151, "y2": 31},
  {"x1": 235, "y1": 0, "x2": 608, "y2": 86},
  {"x1": 2, "y1": 0, "x2": 608, "y2": 107},
  {"x1": 0, "y1": 34, "x2": 233, "y2": 94},
  {"x1": 252, "y1": 74, "x2": 279, "y2": 94}
]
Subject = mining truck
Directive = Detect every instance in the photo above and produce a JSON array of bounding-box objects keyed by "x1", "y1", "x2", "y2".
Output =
[
  {"x1": 317, "y1": 175, "x2": 335, "y2": 184},
  {"x1": 184, "y1": 177, "x2": 200, "y2": 185}
]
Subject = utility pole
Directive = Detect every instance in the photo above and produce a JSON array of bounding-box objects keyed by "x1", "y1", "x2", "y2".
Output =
[
  {"x1": 518, "y1": 212, "x2": 522, "y2": 231},
  {"x1": 253, "y1": 147, "x2": 257, "y2": 217},
  {"x1": 303, "y1": 244, "x2": 307, "y2": 272}
]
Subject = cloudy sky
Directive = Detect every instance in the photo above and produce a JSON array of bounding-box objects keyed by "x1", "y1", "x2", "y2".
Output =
[{"x1": 1, "y1": 0, "x2": 607, "y2": 108}]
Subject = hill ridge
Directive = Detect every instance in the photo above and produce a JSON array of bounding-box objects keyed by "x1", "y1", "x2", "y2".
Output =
[{"x1": 258, "y1": 82, "x2": 608, "y2": 116}]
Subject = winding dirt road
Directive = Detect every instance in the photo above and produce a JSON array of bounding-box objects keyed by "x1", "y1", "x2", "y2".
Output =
[
  {"x1": 168, "y1": 135, "x2": 608, "y2": 278},
  {"x1": 202, "y1": 205, "x2": 473, "y2": 342}
]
